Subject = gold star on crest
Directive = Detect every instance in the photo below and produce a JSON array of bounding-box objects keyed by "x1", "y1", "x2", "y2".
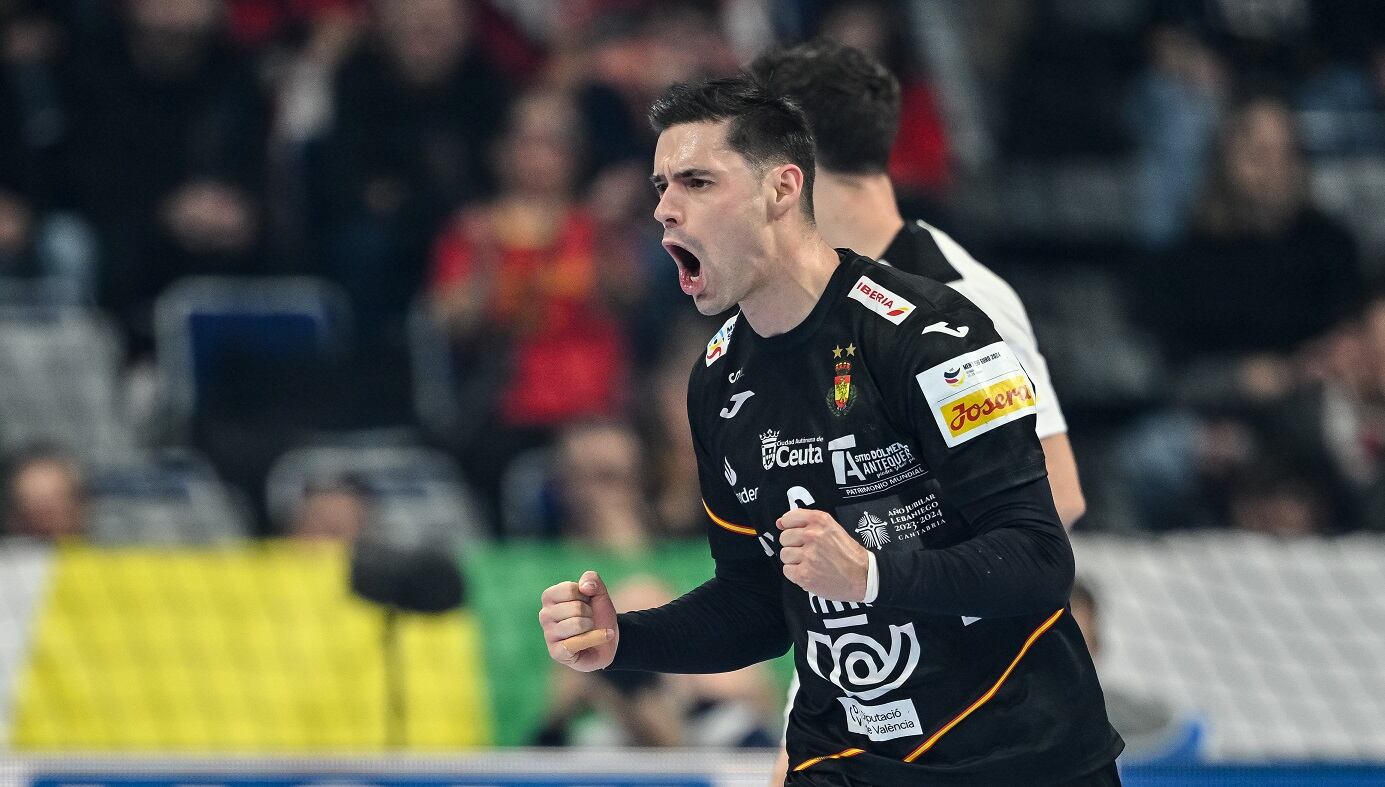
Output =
[
  {"x1": 832, "y1": 346, "x2": 843, "y2": 358},
  {"x1": 845, "y1": 344, "x2": 857, "y2": 356}
]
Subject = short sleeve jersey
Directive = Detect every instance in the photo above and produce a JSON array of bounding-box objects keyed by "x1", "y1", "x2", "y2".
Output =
[{"x1": 688, "y1": 252, "x2": 1118, "y2": 782}]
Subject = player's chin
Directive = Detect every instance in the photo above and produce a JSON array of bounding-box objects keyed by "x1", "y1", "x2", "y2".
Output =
[
  {"x1": 692, "y1": 293, "x2": 721, "y2": 316},
  {"x1": 692, "y1": 290, "x2": 733, "y2": 316}
]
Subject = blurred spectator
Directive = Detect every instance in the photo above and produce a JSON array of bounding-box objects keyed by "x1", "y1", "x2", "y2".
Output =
[
  {"x1": 552, "y1": 421, "x2": 650, "y2": 553},
  {"x1": 534, "y1": 575, "x2": 776, "y2": 748},
  {"x1": 1126, "y1": 23, "x2": 1228, "y2": 247},
  {"x1": 2, "y1": 445, "x2": 86, "y2": 540},
  {"x1": 1296, "y1": 291, "x2": 1385, "y2": 530},
  {"x1": 642, "y1": 316, "x2": 718, "y2": 539},
  {"x1": 428, "y1": 86, "x2": 632, "y2": 502},
  {"x1": 1121, "y1": 97, "x2": 1366, "y2": 531},
  {"x1": 306, "y1": 0, "x2": 509, "y2": 425},
  {"x1": 61, "y1": 0, "x2": 268, "y2": 353},
  {"x1": 1141, "y1": 96, "x2": 1363, "y2": 401},
  {"x1": 1226, "y1": 455, "x2": 1334, "y2": 536},
  {"x1": 288, "y1": 475, "x2": 371, "y2": 541},
  {"x1": 0, "y1": 3, "x2": 98, "y2": 300},
  {"x1": 224, "y1": 0, "x2": 365, "y2": 54},
  {"x1": 817, "y1": 0, "x2": 951, "y2": 208},
  {"x1": 999, "y1": 0, "x2": 1143, "y2": 159},
  {"x1": 1293, "y1": 2, "x2": 1385, "y2": 155},
  {"x1": 1070, "y1": 576, "x2": 1202, "y2": 763},
  {"x1": 314, "y1": 0, "x2": 505, "y2": 337},
  {"x1": 546, "y1": 3, "x2": 737, "y2": 366}
]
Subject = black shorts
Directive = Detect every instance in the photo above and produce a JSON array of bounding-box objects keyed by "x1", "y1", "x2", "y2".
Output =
[{"x1": 784, "y1": 759, "x2": 1122, "y2": 787}]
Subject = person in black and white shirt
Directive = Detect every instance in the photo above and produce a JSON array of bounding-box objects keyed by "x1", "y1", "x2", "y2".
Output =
[{"x1": 537, "y1": 74, "x2": 1122, "y2": 785}]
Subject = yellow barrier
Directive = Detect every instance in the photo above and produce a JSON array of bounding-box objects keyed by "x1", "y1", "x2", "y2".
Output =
[{"x1": 12, "y1": 543, "x2": 490, "y2": 750}]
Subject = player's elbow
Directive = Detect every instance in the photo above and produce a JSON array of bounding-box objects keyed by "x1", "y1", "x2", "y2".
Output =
[
  {"x1": 1043, "y1": 533, "x2": 1077, "y2": 610},
  {"x1": 1026, "y1": 526, "x2": 1076, "y2": 612},
  {"x1": 1055, "y1": 489, "x2": 1086, "y2": 531}
]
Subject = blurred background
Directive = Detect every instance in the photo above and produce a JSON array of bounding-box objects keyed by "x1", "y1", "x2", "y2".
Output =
[{"x1": 0, "y1": 0, "x2": 1383, "y2": 784}]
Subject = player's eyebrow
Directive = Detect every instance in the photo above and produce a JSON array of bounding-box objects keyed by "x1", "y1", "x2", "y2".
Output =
[{"x1": 649, "y1": 168, "x2": 714, "y2": 187}]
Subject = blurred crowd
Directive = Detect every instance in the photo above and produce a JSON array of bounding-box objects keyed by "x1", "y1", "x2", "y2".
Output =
[{"x1": 2, "y1": 0, "x2": 1384, "y2": 551}]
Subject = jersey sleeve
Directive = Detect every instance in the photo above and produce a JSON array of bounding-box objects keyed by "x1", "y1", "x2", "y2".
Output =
[
  {"x1": 687, "y1": 362, "x2": 766, "y2": 561},
  {"x1": 927, "y1": 224, "x2": 1068, "y2": 440},
  {"x1": 947, "y1": 276, "x2": 1067, "y2": 439},
  {"x1": 885, "y1": 284, "x2": 1048, "y2": 510}
]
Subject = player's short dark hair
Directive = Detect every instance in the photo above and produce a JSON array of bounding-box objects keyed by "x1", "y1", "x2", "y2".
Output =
[
  {"x1": 648, "y1": 73, "x2": 816, "y2": 221},
  {"x1": 750, "y1": 39, "x2": 900, "y2": 175}
]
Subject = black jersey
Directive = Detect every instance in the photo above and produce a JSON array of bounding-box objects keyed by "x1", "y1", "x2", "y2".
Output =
[{"x1": 686, "y1": 252, "x2": 1121, "y2": 783}]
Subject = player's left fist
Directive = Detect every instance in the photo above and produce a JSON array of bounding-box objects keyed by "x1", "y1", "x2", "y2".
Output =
[{"x1": 776, "y1": 508, "x2": 870, "y2": 602}]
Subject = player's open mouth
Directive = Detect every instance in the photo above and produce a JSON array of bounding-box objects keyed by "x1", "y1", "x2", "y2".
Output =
[{"x1": 664, "y1": 240, "x2": 705, "y2": 296}]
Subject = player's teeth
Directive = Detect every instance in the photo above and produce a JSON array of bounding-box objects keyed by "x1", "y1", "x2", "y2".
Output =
[{"x1": 691, "y1": 274, "x2": 701, "y2": 281}]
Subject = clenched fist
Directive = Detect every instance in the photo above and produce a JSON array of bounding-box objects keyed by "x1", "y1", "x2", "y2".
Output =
[
  {"x1": 539, "y1": 570, "x2": 619, "y2": 671},
  {"x1": 777, "y1": 508, "x2": 870, "y2": 602}
]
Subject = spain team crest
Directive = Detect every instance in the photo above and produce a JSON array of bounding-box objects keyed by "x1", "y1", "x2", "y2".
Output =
[{"x1": 828, "y1": 344, "x2": 858, "y2": 416}]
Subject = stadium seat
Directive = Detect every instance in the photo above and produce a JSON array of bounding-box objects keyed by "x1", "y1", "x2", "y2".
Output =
[
  {"x1": 153, "y1": 276, "x2": 353, "y2": 429},
  {"x1": 265, "y1": 446, "x2": 488, "y2": 549},
  {"x1": 497, "y1": 447, "x2": 559, "y2": 539},
  {"x1": 405, "y1": 297, "x2": 465, "y2": 444},
  {"x1": 85, "y1": 450, "x2": 250, "y2": 544},
  {"x1": 1311, "y1": 157, "x2": 1385, "y2": 268},
  {"x1": 0, "y1": 306, "x2": 137, "y2": 465}
]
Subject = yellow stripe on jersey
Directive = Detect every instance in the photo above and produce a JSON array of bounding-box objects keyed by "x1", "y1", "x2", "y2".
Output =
[
  {"x1": 793, "y1": 747, "x2": 865, "y2": 772},
  {"x1": 903, "y1": 607, "x2": 1066, "y2": 762},
  {"x1": 703, "y1": 500, "x2": 756, "y2": 536}
]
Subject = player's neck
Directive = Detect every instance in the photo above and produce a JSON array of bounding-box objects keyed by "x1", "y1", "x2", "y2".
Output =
[
  {"x1": 739, "y1": 231, "x2": 841, "y2": 339},
  {"x1": 814, "y1": 172, "x2": 906, "y2": 260}
]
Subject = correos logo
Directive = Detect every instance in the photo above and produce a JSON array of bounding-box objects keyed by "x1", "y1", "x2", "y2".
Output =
[{"x1": 806, "y1": 623, "x2": 920, "y2": 702}]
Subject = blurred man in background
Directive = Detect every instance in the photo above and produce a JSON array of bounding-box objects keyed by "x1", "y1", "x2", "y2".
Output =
[
  {"x1": 314, "y1": 0, "x2": 508, "y2": 425},
  {"x1": 66, "y1": 0, "x2": 267, "y2": 355},
  {"x1": 751, "y1": 39, "x2": 1085, "y2": 526}
]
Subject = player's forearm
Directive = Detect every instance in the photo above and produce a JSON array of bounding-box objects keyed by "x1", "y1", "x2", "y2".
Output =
[
  {"x1": 1039, "y1": 433, "x2": 1086, "y2": 529},
  {"x1": 874, "y1": 477, "x2": 1074, "y2": 617},
  {"x1": 608, "y1": 559, "x2": 790, "y2": 674}
]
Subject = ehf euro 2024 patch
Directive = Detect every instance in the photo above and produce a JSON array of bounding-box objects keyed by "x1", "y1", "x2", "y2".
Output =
[
  {"x1": 705, "y1": 313, "x2": 739, "y2": 366},
  {"x1": 915, "y1": 341, "x2": 1037, "y2": 447}
]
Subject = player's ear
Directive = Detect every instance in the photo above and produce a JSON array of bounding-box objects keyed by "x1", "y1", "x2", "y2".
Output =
[{"x1": 766, "y1": 163, "x2": 805, "y2": 220}]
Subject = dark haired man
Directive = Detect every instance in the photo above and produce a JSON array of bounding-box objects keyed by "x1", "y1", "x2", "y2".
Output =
[
  {"x1": 538, "y1": 74, "x2": 1122, "y2": 785},
  {"x1": 750, "y1": 39, "x2": 1091, "y2": 783}
]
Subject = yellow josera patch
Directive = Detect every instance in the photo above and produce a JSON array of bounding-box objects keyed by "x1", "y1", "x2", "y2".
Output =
[
  {"x1": 916, "y1": 341, "x2": 1037, "y2": 447},
  {"x1": 12, "y1": 543, "x2": 490, "y2": 750},
  {"x1": 940, "y1": 374, "x2": 1037, "y2": 440}
]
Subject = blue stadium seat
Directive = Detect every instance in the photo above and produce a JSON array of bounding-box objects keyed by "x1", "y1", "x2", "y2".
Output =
[{"x1": 154, "y1": 277, "x2": 353, "y2": 428}]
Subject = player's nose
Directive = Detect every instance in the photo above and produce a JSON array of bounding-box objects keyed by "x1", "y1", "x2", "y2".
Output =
[{"x1": 654, "y1": 190, "x2": 681, "y2": 228}]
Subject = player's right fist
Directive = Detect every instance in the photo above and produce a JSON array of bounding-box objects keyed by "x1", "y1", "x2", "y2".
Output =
[{"x1": 539, "y1": 570, "x2": 619, "y2": 672}]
